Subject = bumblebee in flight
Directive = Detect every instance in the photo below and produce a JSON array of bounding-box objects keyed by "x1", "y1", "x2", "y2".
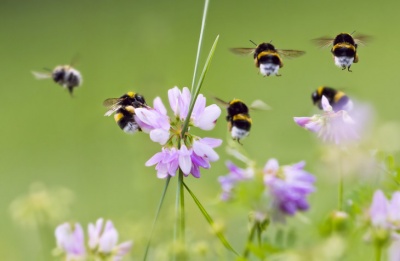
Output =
[
  {"x1": 216, "y1": 98, "x2": 252, "y2": 143},
  {"x1": 313, "y1": 32, "x2": 369, "y2": 71},
  {"x1": 32, "y1": 65, "x2": 82, "y2": 95},
  {"x1": 103, "y1": 92, "x2": 148, "y2": 134},
  {"x1": 231, "y1": 41, "x2": 305, "y2": 76},
  {"x1": 311, "y1": 86, "x2": 353, "y2": 112}
]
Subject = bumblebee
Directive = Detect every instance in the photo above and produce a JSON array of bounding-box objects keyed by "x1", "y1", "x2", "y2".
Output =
[
  {"x1": 314, "y1": 32, "x2": 369, "y2": 71},
  {"x1": 103, "y1": 92, "x2": 148, "y2": 134},
  {"x1": 311, "y1": 87, "x2": 353, "y2": 112},
  {"x1": 32, "y1": 65, "x2": 82, "y2": 95},
  {"x1": 216, "y1": 98, "x2": 252, "y2": 143},
  {"x1": 231, "y1": 41, "x2": 305, "y2": 76}
]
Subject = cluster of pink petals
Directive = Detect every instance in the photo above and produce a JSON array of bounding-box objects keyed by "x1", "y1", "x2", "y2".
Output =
[
  {"x1": 264, "y1": 159, "x2": 316, "y2": 220},
  {"x1": 55, "y1": 218, "x2": 133, "y2": 261},
  {"x1": 294, "y1": 96, "x2": 361, "y2": 145},
  {"x1": 369, "y1": 190, "x2": 400, "y2": 261},
  {"x1": 146, "y1": 138, "x2": 222, "y2": 179},
  {"x1": 218, "y1": 161, "x2": 254, "y2": 201},
  {"x1": 136, "y1": 87, "x2": 222, "y2": 179}
]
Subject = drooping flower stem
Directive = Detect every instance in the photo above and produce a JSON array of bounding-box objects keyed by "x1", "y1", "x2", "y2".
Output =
[{"x1": 143, "y1": 177, "x2": 171, "y2": 261}]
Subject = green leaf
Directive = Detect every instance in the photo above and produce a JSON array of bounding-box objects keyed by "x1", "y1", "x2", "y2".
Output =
[
  {"x1": 183, "y1": 182, "x2": 239, "y2": 256},
  {"x1": 143, "y1": 177, "x2": 171, "y2": 261}
]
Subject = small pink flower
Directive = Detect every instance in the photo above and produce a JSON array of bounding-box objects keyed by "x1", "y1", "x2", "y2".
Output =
[
  {"x1": 55, "y1": 222, "x2": 86, "y2": 260},
  {"x1": 146, "y1": 148, "x2": 179, "y2": 179},
  {"x1": 218, "y1": 161, "x2": 254, "y2": 201},
  {"x1": 294, "y1": 96, "x2": 363, "y2": 145}
]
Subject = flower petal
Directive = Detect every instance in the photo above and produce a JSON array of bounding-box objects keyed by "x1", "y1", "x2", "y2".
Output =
[
  {"x1": 194, "y1": 104, "x2": 221, "y2": 130},
  {"x1": 179, "y1": 145, "x2": 192, "y2": 174}
]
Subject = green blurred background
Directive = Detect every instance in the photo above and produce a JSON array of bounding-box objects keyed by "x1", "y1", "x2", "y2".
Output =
[{"x1": 1, "y1": 0, "x2": 400, "y2": 260}]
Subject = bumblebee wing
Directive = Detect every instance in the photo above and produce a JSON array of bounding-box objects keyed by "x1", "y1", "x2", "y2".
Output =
[
  {"x1": 230, "y1": 48, "x2": 256, "y2": 56},
  {"x1": 32, "y1": 71, "x2": 52, "y2": 80},
  {"x1": 103, "y1": 98, "x2": 123, "y2": 116},
  {"x1": 354, "y1": 34, "x2": 371, "y2": 46},
  {"x1": 312, "y1": 37, "x2": 335, "y2": 48},
  {"x1": 276, "y1": 49, "x2": 306, "y2": 59},
  {"x1": 249, "y1": 99, "x2": 271, "y2": 111},
  {"x1": 213, "y1": 97, "x2": 230, "y2": 106}
]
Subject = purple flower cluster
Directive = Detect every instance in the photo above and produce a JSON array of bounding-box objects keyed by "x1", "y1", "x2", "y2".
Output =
[
  {"x1": 55, "y1": 218, "x2": 132, "y2": 261},
  {"x1": 294, "y1": 96, "x2": 360, "y2": 144},
  {"x1": 135, "y1": 87, "x2": 222, "y2": 179},
  {"x1": 218, "y1": 158, "x2": 315, "y2": 220},
  {"x1": 369, "y1": 190, "x2": 400, "y2": 230},
  {"x1": 264, "y1": 159, "x2": 316, "y2": 218},
  {"x1": 218, "y1": 161, "x2": 254, "y2": 201}
]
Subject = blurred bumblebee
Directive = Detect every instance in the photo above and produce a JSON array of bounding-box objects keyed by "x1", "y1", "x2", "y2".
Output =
[
  {"x1": 230, "y1": 40, "x2": 305, "y2": 76},
  {"x1": 103, "y1": 92, "x2": 148, "y2": 134},
  {"x1": 32, "y1": 65, "x2": 82, "y2": 95},
  {"x1": 313, "y1": 32, "x2": 369, "y2": 71},
  {"x1": 311, "y1": 86, "x2": 353, "y2": 112}
]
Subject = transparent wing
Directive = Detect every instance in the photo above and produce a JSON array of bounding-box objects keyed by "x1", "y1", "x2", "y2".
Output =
[
  {"x1": 277, "y1": 49, "x2": 306, "y2": 59},
  {"x1": 213, "y1": 97, "x2": 230, "y2": 106},
  {"x1": 103, "y1": 98, "x2": 123, "y2": 116},
  {"x1": 230, "y1": 48, "x2": 256, "y2": 56},
  {"x1": 354, "y1": 34, "x2": 371, "y2": 46},
  {"x1": 32, "y1": 71, "x2": 51, "y2": 80},
  {"x1": 249, "y1": 99, "x2": 271, "y2": 111},
  {"x1": 312, "y1": 37, "x2": 335, "y2": 48}
]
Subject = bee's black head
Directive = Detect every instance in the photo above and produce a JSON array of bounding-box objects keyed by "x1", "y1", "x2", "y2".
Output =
[{"x1": 52, "y1": 69, "x2": 65, "y2": 83}]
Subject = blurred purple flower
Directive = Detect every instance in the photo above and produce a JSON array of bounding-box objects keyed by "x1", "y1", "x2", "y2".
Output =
[
  {"x1": 55, "y1": 222, "x2": 86, "y2": 260},
  {"x1": 88, "y1": 218, "x2": 133, "y2": 260},
  {"x1": 369, "y1": 190, "x2": 400, "y2": 230},
  {"x1": 264, "y1": 158, "x2": 315, "y2": 219},
  {"x1": 141, "y1": 86, "x2": 222, "y2": 179},
  {"x1": 218, "y1": 161, "x2": 254, "y2": 201},
  {"x1": 294, "y1": 96, "x2": 362, "y2": 145}
]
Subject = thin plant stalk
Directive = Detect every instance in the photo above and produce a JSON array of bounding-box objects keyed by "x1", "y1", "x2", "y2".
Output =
[
  {"x1": 375, "y1": 244, "x2": 382, "y2": 261},
  {"x1": 243, "y1": 221, "x2": 257, "y2": 258},
  {"x1": 190, "y1": 0, "x2": 210, "y2": 92},
  {"x1": 143, "y1": 177, "x2": 171, "y2": 261},
  {"x1": 338, "y1": 152, "x2": 344, "y2": 211},
  {"x1": 174, "y1": 170, "x2": 185, "y2": 249}
]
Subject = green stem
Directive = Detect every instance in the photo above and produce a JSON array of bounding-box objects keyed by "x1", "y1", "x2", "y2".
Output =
[
  {"x1": 191, "y1": 0, "x2": 210, "y2": 92},
  {"x1": 183, "y1": 182, "x2": 239, "y2": 256},
  {"x1": 242, "y1": 221, "x2": 258, "y2": 258},
  {"x1": 143, "y1": 177, "x2": 171, "y2": 261},
  {"x1": 375, "y1": 244, "x2": 382, "y2": 261},
  {"x1": 174, "y1": 170, "x2": 185, "y2": 260},
  {"x1": 338, "y1": 153, "x2": 344, "y2": 211}
]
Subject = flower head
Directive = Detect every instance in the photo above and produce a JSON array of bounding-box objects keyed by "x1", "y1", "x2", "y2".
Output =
[
  {"x1": 138, "y1": 87, "x2": 222, "y2": 179},
  {"x1": 264, "y1": 159, "x2": 316, "y2": 220},
  {"x1": 55, "y1": 222, "x2": 86, "y2": 260},
  {"x1": 294, "y1": 96, "x2": 366, "y2": 145},
  {"x1": 369, "y1": 190, "x2": 400, "y2": 230},
  {"x1": 218, "y1": 161, "x2": 254, "y2": 201},
  {"x1": 88, "y1": 218, "x2": 133, "y2": 259}
]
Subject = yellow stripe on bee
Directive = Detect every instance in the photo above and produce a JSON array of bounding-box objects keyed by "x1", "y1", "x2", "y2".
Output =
[
  {"x1": 332, "y1": 43, "x2": 356, "y2": 51},
  {"x1": 317, "y1": 87, "x2": 324, "y2": 96},
  {"x1": 125, "y1": 106, "x2": 135, "y2": 114},
  {"x1": 257, "y1": 51, "x2": 277, "y2": 60},
  {"x1": 127, "y1": 91, "x2": 136, "y2": 98},
  {"x1": 233, "y1": 114, "x2": 252, "y2": 123},
  {"x1": 333, "y1": 91, "x2": 345, "y2": 102},
  {"x1": 114, "y1": 113, "x2": 124, "y2": 122},
  {"x1": 229, "y1": 99, "x2": 242, "y2": 105}
]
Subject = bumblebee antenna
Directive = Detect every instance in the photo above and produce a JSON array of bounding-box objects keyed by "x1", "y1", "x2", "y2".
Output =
[
  {"x1": 350, "y1": 30, "x2": 356, "y2": 35},
  {"x1": 269, "y1": 40, "x2": 273, "y2": 43},
  {"x1": 249, "y1": 40, "x2": 257, "y2": 46},
  {"x1": 43, "y1": 67, "x2": 52, "y2": 72}
]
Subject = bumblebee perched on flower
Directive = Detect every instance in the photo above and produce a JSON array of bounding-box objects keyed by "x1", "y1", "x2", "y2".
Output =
[
  {"x1": 230, "y1": 40, "x2": 305, "y2": 76},
  {"x1": 311, "y1": 86, "x2": 353, "y2": 112},
  {"x1": 32, "y1": 65, "x2": 82, "y2": 95},
  {"x1": 103, "y1": 92, "x2": 148, "y2": 134},
  {"x1": 313, "y1": 32, "x2": 369, "y2": 71}
]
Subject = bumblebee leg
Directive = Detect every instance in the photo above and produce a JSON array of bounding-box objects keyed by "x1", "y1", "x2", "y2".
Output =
[
  {"x1": 342, "y1": 66, "x2": 346, "y2": 70},
  {"x1": 236, "y1": 138, "x2": 243, "y2": 145},
  {"x1": 67, "y1": 86, "x2": 74, "y2": 96},
  {"x1": 276, "y1": 73, "x2": 282, "y2": 77},
  {"x1": 347, "y1": 66, "x2": 352, "y2": 72}
]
